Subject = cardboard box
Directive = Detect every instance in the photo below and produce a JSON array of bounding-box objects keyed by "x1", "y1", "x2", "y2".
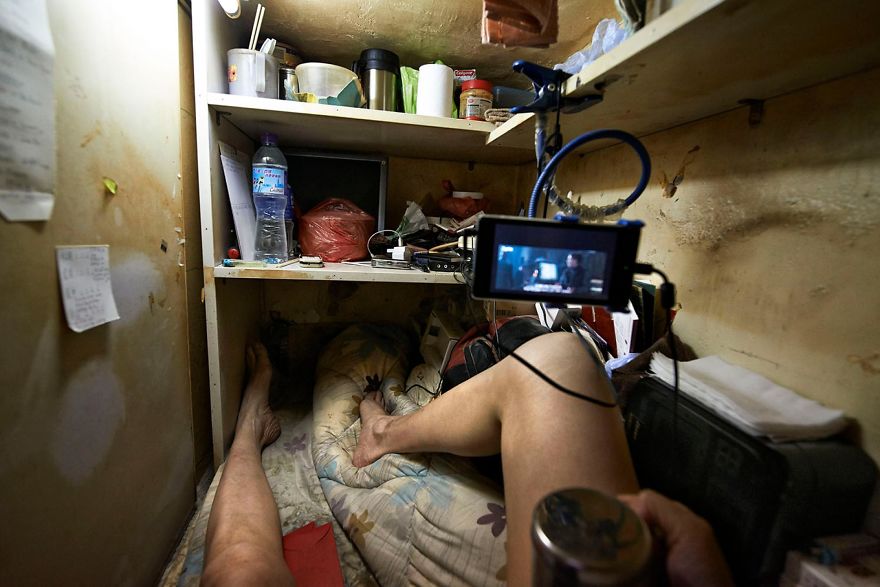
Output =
[{"x1": 483, "y1": 300, "x2": 537, "y2": 320}]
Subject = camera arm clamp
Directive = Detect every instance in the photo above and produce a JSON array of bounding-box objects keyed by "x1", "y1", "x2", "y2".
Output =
[{"x1": 510, "y1": 60, "x2": 603, "y2": 169}]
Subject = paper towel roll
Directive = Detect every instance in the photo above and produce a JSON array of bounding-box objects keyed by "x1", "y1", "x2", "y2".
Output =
[{"x1": 416, "y1": 64, "x2": 453, "y2": 117}]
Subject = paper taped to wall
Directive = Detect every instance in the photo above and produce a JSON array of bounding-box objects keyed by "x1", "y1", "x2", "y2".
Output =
[
  {"x1": 0, "y1": 0, "x2": 56, "y2": 222},
  {"x1": 56, "y1": 246, "x2": 121, "y2": 333},
  {"x1": 219, "y1": 141, "x2": 257, "y2": 261}
]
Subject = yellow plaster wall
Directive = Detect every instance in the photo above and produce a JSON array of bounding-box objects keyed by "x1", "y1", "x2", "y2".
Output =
[
  {"x1": 0, "y1": 2, "x2": 203, "y2": 583},
  {"x1": 553, "y1": 67, "x2": 880, "y2": 462}
]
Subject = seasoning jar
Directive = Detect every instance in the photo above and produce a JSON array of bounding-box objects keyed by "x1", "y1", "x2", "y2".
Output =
[
  {"x1": 532, "y1": 488, "x2": 654, "y2": 586},
  {"x1": 459, "y1": 79, "x2": 494, "y2": 121}
]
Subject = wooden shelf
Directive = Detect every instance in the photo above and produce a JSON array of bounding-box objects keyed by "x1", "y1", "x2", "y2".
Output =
[
  {"x1": 208, "y1": 93, "x2": 533, "y2": 163},
  {"x1": 488, "y1": 0, "x2": 880, "y2": 153},
  {"x1": 213, "y1": 261, "x2": 466, "y2": 284}
]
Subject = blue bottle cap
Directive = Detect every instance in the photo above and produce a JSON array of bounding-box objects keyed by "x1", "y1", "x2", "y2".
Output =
[{"x1": 261, "y1": 132, "x2": 278, "y2": 145}]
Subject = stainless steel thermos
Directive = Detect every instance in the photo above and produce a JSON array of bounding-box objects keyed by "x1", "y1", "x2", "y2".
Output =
[
  {"x1": 353, "y1": 48, "x2": 400, "y2": 111},
  {"x1": 532, "y1": 488, "x2": 653, "y2": 586}
]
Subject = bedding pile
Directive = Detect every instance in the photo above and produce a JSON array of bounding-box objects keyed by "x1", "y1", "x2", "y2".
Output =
[{"x1": 312, "y1": 324, "x2": 509, "y2": 586}]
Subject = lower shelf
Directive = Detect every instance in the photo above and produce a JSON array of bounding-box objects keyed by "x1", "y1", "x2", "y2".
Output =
[{"x1": 213, "y1": 262, "x2": 466, "y2": 284}]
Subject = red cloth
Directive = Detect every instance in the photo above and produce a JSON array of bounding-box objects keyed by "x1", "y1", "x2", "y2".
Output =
[{"x1": 281, "y1": 522, "x2": 344, "y2": 587}]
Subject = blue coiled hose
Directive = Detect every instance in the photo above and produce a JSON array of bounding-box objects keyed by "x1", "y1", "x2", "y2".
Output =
[{"x1": 528, "y1": 129, "x2": 652, "y2": 218}]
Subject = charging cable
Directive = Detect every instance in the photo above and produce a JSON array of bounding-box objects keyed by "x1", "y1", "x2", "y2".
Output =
[{"x1": 367, "y1": 229, "x2": 404, "y2": 261}]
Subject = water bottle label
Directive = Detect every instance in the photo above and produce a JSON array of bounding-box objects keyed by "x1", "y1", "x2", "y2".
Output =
[{"x1": 253, "y1": 167, "x2": 286, "y2": 196}]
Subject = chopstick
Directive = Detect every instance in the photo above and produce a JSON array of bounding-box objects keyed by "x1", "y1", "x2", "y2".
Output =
[{"x1": 248, "y1": 3, "x2": 265, "y2": 51}]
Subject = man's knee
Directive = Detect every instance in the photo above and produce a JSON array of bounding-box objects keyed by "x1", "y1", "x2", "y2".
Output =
[
  {"x1": 201, "y1": 543, "x2": 293, "y2": 586},
  {"x1": 514, "y1": 331, "x2": 605, "y2": 382}
]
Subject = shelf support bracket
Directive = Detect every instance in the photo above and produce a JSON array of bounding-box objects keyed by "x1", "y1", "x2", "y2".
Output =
[
  {"x1": 214, "y1": 109, "x2": 232, "y2": 127},
  {"x1": 739, "y1": 99, "x2": 765, "y2": 127}
]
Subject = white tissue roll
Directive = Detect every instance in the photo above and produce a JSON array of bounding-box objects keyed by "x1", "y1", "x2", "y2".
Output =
[{"x1": 416, "y1": 64, "x2": 453, "y2": 117}]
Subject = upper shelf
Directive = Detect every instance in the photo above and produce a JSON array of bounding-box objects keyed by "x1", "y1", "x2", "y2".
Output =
[
  {"x1": 213, "y1": 261, "x2": 465, "y2": 284},
  {"x1": 208, "y1": 93, "x2": 534, "y2": 164},
  {"x1": 488, "y1": 0, "x2": 880, "y2": 152}
]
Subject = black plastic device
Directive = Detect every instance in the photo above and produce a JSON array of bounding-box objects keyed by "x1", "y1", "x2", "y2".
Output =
[
  {"x1": 412, "y1": 252, "x2": 463, "y2": 272},
  {"x1": 624, "y1": 377, "x2": 877, "y2": 584},
  {"x1": 471, "y1": 215, "x2": 643, "y2": 311}
]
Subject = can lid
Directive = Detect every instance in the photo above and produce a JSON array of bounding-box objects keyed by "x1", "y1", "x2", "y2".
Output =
[
  {"x1": 462, "y1": 79, "x2": 493, "y2": 92},
  {"x1": 532, "y1": 488, "x2": 652, "y2": 584}
]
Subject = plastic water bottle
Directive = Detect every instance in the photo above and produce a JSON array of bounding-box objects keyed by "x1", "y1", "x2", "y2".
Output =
[{"x1": 252, "y1": 132, "x2": 288, "y2": 263}]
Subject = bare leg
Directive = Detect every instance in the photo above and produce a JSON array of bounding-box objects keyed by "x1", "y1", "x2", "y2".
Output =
[
  {"x1": 201, "y1": 344, "x2": 293, "y2": 587},
  {"x1": 354, "y1": 332, "x2": 638, "y2": 585}
]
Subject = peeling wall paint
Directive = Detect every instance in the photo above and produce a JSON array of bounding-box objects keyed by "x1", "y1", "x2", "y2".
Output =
[
  {"x1": 50, "y1": 358, "x2": 126, "y2": 485},
  {"x1": 0, "y1": 2, "x2": 200, "y2": 584},
  {"x1": 554, "y1": 67, "x2": 880, "y2": 462}
]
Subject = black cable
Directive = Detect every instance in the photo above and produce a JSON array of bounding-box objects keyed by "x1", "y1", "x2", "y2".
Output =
[
  {"x1": 406, "y1": 382, "x2": 441, "y2": 399},
  {"x1": 505, "y1": 347, "x2": 616, "y2": 408},
  {"x1": 492, "y1": 305, "x2": 617, "y2": 409},
  {"x1": 634, "y1": 264, "x2": 680, "y2": 478}
]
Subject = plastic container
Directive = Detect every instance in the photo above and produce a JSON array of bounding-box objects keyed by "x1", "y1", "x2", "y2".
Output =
[
  {"x1": 252, "y1": 132, "x2": 288, "y2": 263},
  {"x1": 227, "y1": 49, "x2": 279, "y2": 98},
  {"x1": 294, "y1": 63, "x2": 360, "y2": 99},
  {"x1": 492, "y1": 85, "x2": 534, "y2": 109},
  {"x1": 459, "y1": 79, "x2": 493, "y2": 121}
]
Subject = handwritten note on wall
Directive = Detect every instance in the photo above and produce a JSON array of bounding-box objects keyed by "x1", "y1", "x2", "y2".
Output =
[
  {"x1": 56, "y1": 246, "x2": 120, "y2": 333},
  {"x1": 0, "y1": 0, "x2": 56, "y2": 221}
]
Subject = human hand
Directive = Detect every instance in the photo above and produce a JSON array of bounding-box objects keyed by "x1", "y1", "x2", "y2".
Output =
[{"x1": 618, "y1": 490, "x2": 734, "y2": 587}]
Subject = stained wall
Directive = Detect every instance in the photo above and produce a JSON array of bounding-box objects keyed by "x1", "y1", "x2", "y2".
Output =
[
  {"x1": 553, "y1": 67, "x2": 880, "y2": 462},
  {"x1": 0, "y1": 2, "x2": 203, "y2": 584}
]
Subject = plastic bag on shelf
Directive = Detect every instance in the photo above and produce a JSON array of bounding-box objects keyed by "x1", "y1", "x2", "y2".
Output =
[
  {"x1": 298, "y1": 198, "x2": 375, "y2": 262},
  {"x1": 554, "y1": 18, "x2": 630, "y2": 75},
  {"x1": 400, "y1": 66, "x2": 419, "y2": 114},
  {"x1": 395, "y1": 200, "x2": 429, "y2": 237}
]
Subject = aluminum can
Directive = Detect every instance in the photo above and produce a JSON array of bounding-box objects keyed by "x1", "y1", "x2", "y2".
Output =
[{"x1": 532, "y1": 488, "x2": 653, "y2": 586}]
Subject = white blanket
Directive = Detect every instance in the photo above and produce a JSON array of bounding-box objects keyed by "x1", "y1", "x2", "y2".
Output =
[{"x1": 650, "y1": 353, "x2": 848, "y2": 442}]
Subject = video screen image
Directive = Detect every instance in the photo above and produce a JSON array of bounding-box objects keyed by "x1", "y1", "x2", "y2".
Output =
[{"x1": 493, "y1": 245, "x2": 608, "y2": 296}]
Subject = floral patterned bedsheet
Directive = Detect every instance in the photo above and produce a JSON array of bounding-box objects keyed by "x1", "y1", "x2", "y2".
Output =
[
  {"x1": 176, "y1": 403, "x2": 377, "y2": 587},
  {"x1": 312, "y1": 325, "x2": 508, "y2": 586}
]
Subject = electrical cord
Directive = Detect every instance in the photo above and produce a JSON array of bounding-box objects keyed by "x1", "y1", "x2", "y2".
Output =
[
  {"x1": 491, "y1": 302, "x2": 618, "y2": 409},
  {"x1": 634, "y1": 263, "x2": 680, "y2": 475},
  {"x1": 528, "y1": 129, "x2": 651, "y2": 219}
]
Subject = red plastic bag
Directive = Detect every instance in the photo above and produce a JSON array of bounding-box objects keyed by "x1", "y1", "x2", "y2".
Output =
[
  {"x1": 438, "y1": 195, "x2": 490, "y2": 219},
  {"x1": 298, "y1": 198, "x2": 375, "y2": 262}
]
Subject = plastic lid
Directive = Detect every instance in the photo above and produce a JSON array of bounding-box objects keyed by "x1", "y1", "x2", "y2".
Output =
[
  {"x1": 462, "y1": 79, "x2": 493, "y2": 92},
  {"x1": 261, "y1": 132, "x2": 278, "y2": 145},
  {"x1": 357, "y1": 48, "x2": 400, "y2": 72}
]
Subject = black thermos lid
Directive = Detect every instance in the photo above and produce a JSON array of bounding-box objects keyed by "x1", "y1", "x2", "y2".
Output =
[{"x1": 357, "y1": 48, "x2": 400, "y2": 73}]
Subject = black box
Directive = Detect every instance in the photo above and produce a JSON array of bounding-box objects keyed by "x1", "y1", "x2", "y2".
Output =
[
  {"x1": 622, "y1": 377, "x2": 877, "y2": 585},
  {"x1": 283, "y1": 150, "x2": 387, "y2": 230}
]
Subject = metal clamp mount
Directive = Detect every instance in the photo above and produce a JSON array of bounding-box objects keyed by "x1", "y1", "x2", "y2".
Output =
[{"x1": 509, "y1": 60, "x2": 603, "y2": 116}]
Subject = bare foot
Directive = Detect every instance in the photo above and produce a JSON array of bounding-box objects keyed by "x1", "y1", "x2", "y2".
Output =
[
  {"x1": 353, "y1": 391, "x2": 393, "y2": 467},
  {"x1": 236, "y1": 342, "x2": 281, "y2": 448}
]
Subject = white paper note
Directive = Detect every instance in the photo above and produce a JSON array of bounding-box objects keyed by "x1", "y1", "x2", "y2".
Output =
[
  {"x1": 0, "y1": 0, "x2": 56, "y2": 222},
  {"x1": 218, "y1": 141, "x2": 256, "y2": 261},
  {"x1": 56, "y1": 246, "x2": 121, "y2": 333}
]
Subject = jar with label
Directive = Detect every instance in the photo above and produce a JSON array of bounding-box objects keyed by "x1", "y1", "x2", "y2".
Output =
[{"x1": 459, "y1": 79, "x2": 493, "y2": 121}]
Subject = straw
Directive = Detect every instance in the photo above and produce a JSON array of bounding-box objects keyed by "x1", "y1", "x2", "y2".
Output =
[
  {"x1": 255, "y1": 5, "x2": 266, "y2": 49},
  {"x1": 248, "y1": 3, "x2": 264, "y2": 51}
]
